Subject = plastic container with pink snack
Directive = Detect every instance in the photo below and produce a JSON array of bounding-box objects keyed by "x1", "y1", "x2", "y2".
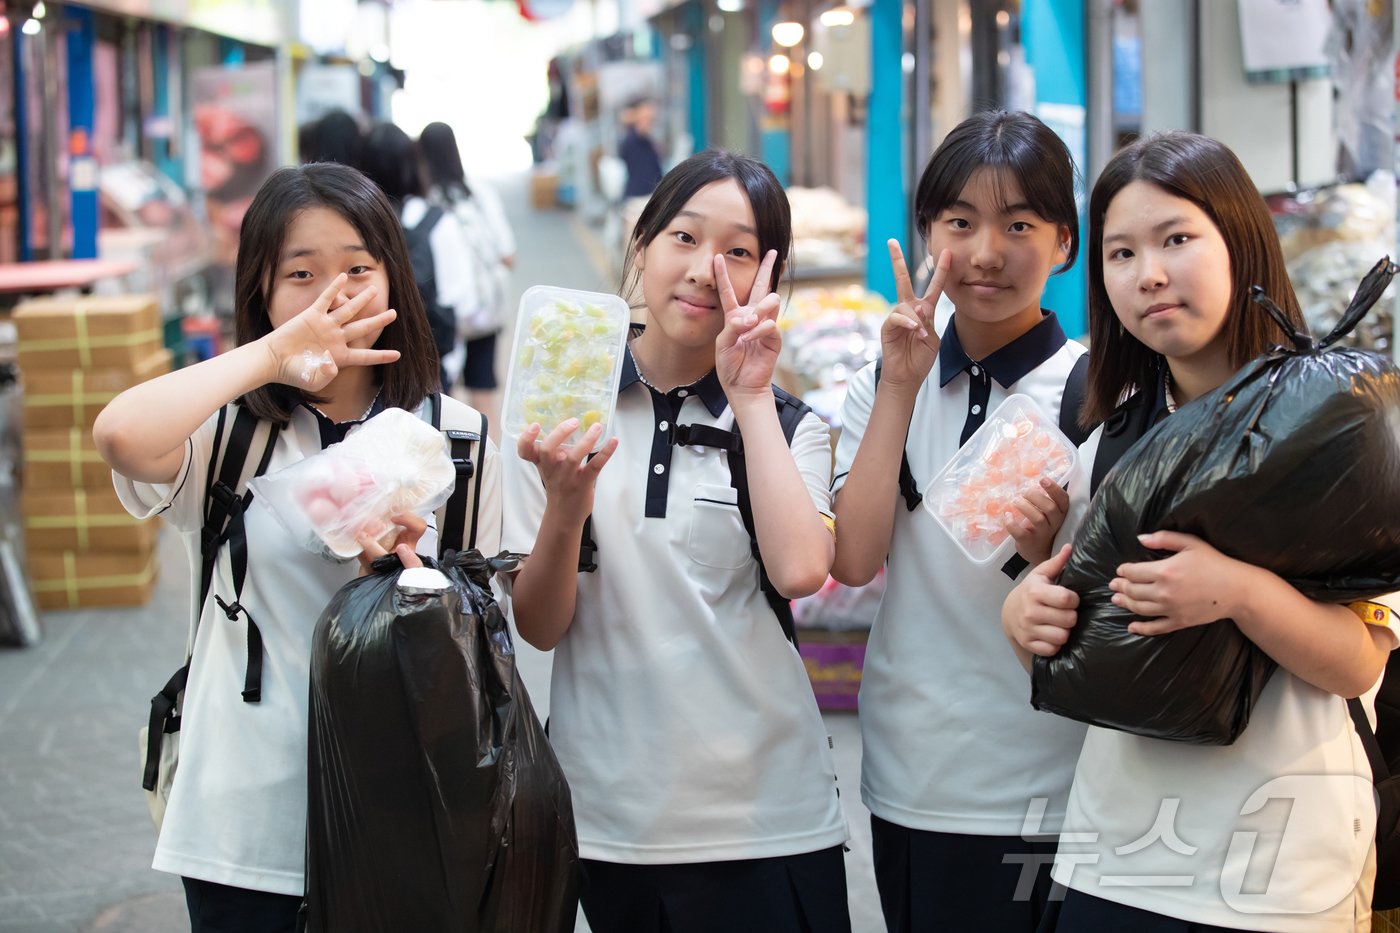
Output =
[
  {"x1": 922, "y1": 394, "x2": 1078, "y2": 565},
  {"x1": 250, "y1": 408, "x2": 457, "y2": 561}
]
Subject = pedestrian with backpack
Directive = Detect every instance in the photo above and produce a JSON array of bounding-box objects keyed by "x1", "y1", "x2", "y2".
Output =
[
  {"x1": 419, "y1": 120, "x2": 516, "y2": 432},
  {"x1": 1002, "y1": 132, "x2": 1397, "y2": 931},
  {"x1": 92, "y1": 162, "x2": 501, "y2": 933},
  {"x1": 502, "y1": 150, "x2": 852, "y2": 933},
  {"x1": 830, "y1": 110, "x2": 1091, "y2": 932},
  {"x1": 361, "y1": 121, "x2": 479, "y2": 394}
]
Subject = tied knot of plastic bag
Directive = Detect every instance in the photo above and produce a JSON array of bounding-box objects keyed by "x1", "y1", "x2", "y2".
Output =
[{"x1": 1031, "y1": 256, "x2": 1400, "y2": 745}]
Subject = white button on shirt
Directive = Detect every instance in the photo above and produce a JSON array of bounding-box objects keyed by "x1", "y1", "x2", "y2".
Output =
[{"x1": 503, "y1": 357, "x2": 848, "y2": 864}]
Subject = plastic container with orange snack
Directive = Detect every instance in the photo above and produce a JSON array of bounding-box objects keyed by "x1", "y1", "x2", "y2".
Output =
[
  {"x1": 501, "y1": 285, "x2": 630, "y2": 452},
  {"x1": 921, "y1": 394, "x2": 1077, "y2": 565}
]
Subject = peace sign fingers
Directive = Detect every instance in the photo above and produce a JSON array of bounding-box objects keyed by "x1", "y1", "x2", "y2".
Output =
[
  {"x1": 921, "y1": 248, "x2": 953, "y2": 305},
  {"x1": 748, "y1": 249, "x2": 779, "y2": 306},
  {"x1": 888, "y1": 239, "x2": 918, "y2": 307}
]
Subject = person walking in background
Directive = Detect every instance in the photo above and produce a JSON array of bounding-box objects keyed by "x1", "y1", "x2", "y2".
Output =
[
  {"x1": 619, "y1": 97, "x2": 664, "y2": 200},
  {"x1": 299, "y1": 109, "x2": 363, "y2": 170},
  {"x1": 360, "y1": 122, "x2": 479, "y2": 393},
  {"x1": 419, "y1": 120, "x2": 516, "y2": 432}
]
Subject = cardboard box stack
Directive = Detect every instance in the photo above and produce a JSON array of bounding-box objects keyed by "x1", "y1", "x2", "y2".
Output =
[{"x1": 13, "y1": 295, "x2": 171, "y2": 610}]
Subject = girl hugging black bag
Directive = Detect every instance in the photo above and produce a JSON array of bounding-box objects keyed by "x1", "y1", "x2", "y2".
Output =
[
  {"x1": 304, "y1": 550, "x2": 579, "y2": 933},
  {"x1": 1032, "y1": 258, "x2": 1400, "y2": 745}
]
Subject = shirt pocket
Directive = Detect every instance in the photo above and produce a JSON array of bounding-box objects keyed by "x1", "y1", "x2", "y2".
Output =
[{"x1": 687, "y1": 483, "x2": 754, "y2": 571}]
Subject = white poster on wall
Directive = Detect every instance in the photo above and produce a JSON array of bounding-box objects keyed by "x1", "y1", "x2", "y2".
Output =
[{"x1": 1237, "y1": 0, "x2": 1332, "y2": 75}]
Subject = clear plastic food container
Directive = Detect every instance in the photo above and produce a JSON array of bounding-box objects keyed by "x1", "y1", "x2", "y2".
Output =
[
  {"x1": 922, "y1": 394, "x2": 1078, "y2": 565},
  {"x1": 501, "y1": 286, "x2": 631, "y2": 451}
]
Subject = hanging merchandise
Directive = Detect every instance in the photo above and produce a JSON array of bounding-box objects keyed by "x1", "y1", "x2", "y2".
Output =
[
  {"x1": 304, "y1": 552, "x2": 579, "y2": 933},
  {"x1": 1032, "y1": 259, "x2": 1400, "y2": 745}
]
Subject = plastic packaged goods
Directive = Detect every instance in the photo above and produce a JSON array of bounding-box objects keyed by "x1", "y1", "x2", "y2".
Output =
[
  {"x1": 250, "y1": 408, "x2": 455, "y2": 560},
  {"x1": 501, "y1": 286, "x2": 630, "y2": 451},
  {"x1": 1032, "y1": 258, "x2": 1400, "y2": 745},
  {"x1": 922, "y1": 395, "x2": 1077, "y2": 565},
  {"x1": 305, "y1": 551, "x2": 579, "y2": 933}
]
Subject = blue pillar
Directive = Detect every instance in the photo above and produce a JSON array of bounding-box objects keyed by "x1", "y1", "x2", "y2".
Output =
[
  {"x1": 66, "y1": 6, "x2": 98, "y2": 259},
  {"x1": 13, "y1": 27, "x2": 30, "y2": 260},
  {"x1": 152, "y1": 26, "x2": 182, "y2": 186},
  {"x1": 685, "y1": 1, "x2": 707, "y2": 152},
  {"x1": 756, "y1": 0, "x2": 789, "y2": 183},
  {"x1": 866, "y1": 0, "x2": 905, "y2": 302},
  {"x1": 1024, "y1": 0, "x2": 1088, "y2": 338}
]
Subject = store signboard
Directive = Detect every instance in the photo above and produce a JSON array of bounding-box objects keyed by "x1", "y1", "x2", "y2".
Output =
[
  {"x1": 190, "y1": 61, "x2": 278, "y2": 273},
  {"x1": 69, "y1": 0, "x2": 297, "y2": 48},
  {"x1": 1237, "y1": 0, "x2": 1331, "y2": 82}
]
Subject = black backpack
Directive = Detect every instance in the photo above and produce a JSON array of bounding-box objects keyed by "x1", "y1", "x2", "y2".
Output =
[
  {"x1": 874, "y1": 352, "x2": 1093, "y2": 580},
  {"x1": 400, "y1": 204, "x2": 457, "y2": 360},
  {"x1": 142, "y1": 396, "x2": 487, "y2": 797},
  {"x1": 576, "y1": 387, "x2": 813, "y2": 646}
]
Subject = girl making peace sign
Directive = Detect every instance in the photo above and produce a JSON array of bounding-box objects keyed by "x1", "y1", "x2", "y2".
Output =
[
  {"x1": 502, "y1": 150, "x2": 851, "y2": 933},
  {"x1": 831, "y1": 110, "x2": 1089, "y2": 931}
]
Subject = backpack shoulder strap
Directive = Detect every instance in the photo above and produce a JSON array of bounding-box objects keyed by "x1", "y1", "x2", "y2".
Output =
[
  {"x1": 1090, "y1": 388, "x2": 1156, "y2": 497},
  {"x1": 1059, "y1": 354, "x2": 1093, "y2": 447},
  {"x1": 874, "y1": 355, "x2": 923, "y2": 512},
  {"x1": 199, "y1": 404, "x2": 281, "y2": 703},
  {"x1": 432, "y1": 394, "x2": 488, "y2": 556},
  {"x1": 728, "y1": 387, "x2": 814, "y2": 647}
]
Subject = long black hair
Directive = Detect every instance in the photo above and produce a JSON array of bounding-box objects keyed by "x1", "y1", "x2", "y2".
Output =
[
  {"x1": 233, "y1": 163, "x2": 440, "y2": 422},
  {"x1": 621, "y1": 149, "x2": 791, "y2": 300},
  {"x1": 359, "y1": 122, "x2": 425, "y2": 206},
  {"x1": 418, "y1": 121, "x2": 473, "y2": 202}
]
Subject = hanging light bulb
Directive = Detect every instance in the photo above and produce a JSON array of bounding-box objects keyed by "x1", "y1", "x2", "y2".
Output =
[
  {"x1": 769, "y1": 53, "x2": 791, "y2": 74},
  {"x1": 807, "y1": 51, "x2": 824, "y2": 70},
  {"x1": 771, "y1": 21, "x2": 804, "y2": 47},
  {"x1": 819, "y1": 8, "x2": 854, "y2": 27},
  {"x1": 21, "y1": 17, "x2": 41, "y2": 34},
  {"x1": 32, "y1": 1, "x2": 46, "y2": 19}
]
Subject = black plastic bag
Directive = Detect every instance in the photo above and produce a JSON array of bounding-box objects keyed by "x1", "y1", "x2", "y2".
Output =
[
  {"x1": 1032, "y1": 258, "x2": 1400, "y2": 745},
  {"x1": 304, "y1": 550, "x2": 579, "y2": 932}
]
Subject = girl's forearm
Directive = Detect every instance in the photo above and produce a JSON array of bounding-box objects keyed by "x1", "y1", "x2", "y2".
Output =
[
  {"x1": 93, "y1": 340, "x2": 279, "y2": 484},
  {"x1": 731, "y1": 395, "x2": 834, "y2": 598},
  {"x1": 1233, "y1": 565, "x2": 1390, "y2": 697},
  {"x1": 830, "y1": 382, "x2": 919, "y2": 586},
  {"x1": 510, "y1": 503, "x2": 586, "y2": 650}
]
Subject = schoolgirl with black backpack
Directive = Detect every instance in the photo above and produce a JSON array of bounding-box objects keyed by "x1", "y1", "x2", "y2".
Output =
[{"x1": 95, "y1": 163, "x2": 502, "y2": 933}]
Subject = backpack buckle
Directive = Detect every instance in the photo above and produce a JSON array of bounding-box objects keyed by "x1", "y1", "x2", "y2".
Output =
[{"x1": 214, "y1": 595, "x2": 244, "y2": 621}]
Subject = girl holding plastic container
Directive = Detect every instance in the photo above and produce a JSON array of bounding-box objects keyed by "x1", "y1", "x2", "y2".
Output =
[
  {"x1": 502, "y1": 150, "x2": 851, "y2": 932},
  {"x1": 829, "y1": 109, "x2": 1087, "y2": 931},
  {"x1": 1002, "y1": 131, "x2": 1396, "y2": 932},
  {"x1": 93, "y1": 162, "x2": 500, "y2": 931}
]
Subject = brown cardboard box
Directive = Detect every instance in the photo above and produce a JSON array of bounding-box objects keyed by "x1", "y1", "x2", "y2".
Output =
[
  {"x1": 14, "y1": 294, "x2": 162, "y2": 371},
  {"x1": 22, "y1": 485, "x2": 158, "y2": 552},
  {"x1": 530, "y1": 171, "x2": 559, "y2": 209},
  {"x1": 22, "y1": 426, "x2": 112, "y2": 490},
  {"x1": 22, "y1": 347, "x2": 171, "y2": 430},
  {"x1": 28, "y1": 544, "x2": 156, "y2": 611}
]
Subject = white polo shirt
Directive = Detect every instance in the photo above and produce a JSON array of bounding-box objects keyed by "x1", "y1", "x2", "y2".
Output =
[
  {"x1": 1050, "y1": 419, "x2": 1399, "y2": 931},
  {"x1": 502, "y1": 350, "x2": 849, "y2": 864},
  {"x1": 114, "y1": 395, "x2": 501, "y2": 895},
  {"x1": 833, "y1": 310, "x2": 1090, "y2": 836}
]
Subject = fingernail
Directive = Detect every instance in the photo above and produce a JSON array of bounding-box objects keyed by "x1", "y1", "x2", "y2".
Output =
[
  {"x1": 918, "y1": 328, "x2": 929, "y2": 339},
  {"x1": 1137, "y1": 534, "x2": 1151, "y2": 542}
]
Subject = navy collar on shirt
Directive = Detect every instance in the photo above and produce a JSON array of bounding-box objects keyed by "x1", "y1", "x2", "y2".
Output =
[
  {"x1": 620, "y1": 345, "x2": 729, "y2": 417},
  {"x1": 300, "y1": 392, "x2": 388, "y2": 447},
  {"x1": 937, "y1": 310, "x2": 1069, "y2": 388}
]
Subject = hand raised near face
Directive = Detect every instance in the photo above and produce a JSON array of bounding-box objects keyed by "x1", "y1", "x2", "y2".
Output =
[
  {"x1": 878, "y1": 242, "x2": 950, "y2": 391},
  {"x1": 264, "y1": 274, "x2": 401, "y2": 391}
]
